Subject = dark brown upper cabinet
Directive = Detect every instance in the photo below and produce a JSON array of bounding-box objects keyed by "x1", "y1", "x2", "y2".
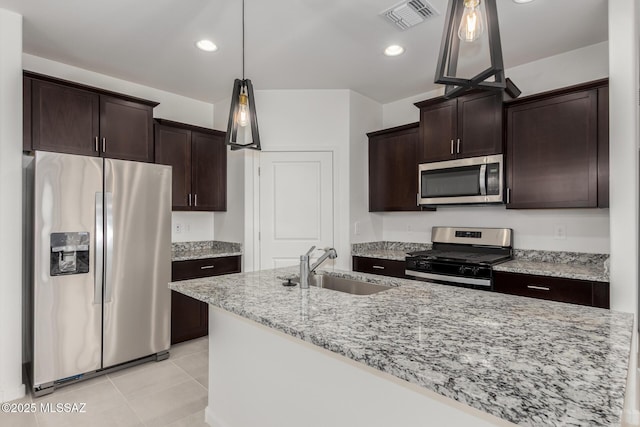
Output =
[
  {"x1": 367, "y1": 123, "x2": 421, "y2": 212},
  {"x1": 415, "y1": 91, "x2": 502, "y2": 163},
  {"x1": 154, "y1": 119, "x2": 227, "y2": 212},
  {"x1": 24, "y1": 72, "x2": 157, "y2": 162},
  {"x1": 505, "y1": 79, "x2": 608, "y2": 209}
]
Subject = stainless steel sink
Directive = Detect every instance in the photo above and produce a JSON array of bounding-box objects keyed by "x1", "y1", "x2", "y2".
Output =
[{"x1": 295, "y1": 274, "x2": 392, "y2": 295}]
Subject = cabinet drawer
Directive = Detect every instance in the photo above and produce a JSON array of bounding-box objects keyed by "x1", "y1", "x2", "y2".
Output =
[
  {"x1": 172, "y1": 255, "x2": 241, "y2": 281},
  {"x1": 352, "y1": 256, "x2": 406, "y2": 279},
  {"x1": 493, "y1": 271, "x2": 609, "y2": 308}
]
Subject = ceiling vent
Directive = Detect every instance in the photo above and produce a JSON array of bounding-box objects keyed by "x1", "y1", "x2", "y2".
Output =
[{"x1": 381, "y1": 0, "x2": 439, "y2": 30}]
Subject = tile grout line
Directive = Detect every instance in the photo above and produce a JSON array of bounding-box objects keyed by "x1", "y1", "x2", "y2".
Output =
[
  {"x1": 106, "y1": 374, "x2": 146, "y2": 427},
  {"x1": 170, "y1": 351, "x2": 209, "y2": 393}
]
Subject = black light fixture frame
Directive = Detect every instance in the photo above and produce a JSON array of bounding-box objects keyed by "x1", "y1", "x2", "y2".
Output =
[
  {"x1": 434, "y1": 0, "x2": 506, "y2": 99},
  {"x1": 226, "y1": 0, "x2": 261, "y2": 151},
  {"x1": 226, "y1": 78, "x2": 261, "y2": 151}
]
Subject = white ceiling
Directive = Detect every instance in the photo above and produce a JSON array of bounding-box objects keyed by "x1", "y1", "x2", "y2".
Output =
[{"x1": 0, "y1": 0, "x2": 607, "y2": 104}]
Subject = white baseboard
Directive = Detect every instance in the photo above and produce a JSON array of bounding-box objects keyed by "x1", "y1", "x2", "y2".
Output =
[
  {"x1": 624, "y1": 409, "x2": 640, "y2": 426},
  {"x1": 206, "y1": 406, "x2": 231, "y2": 427},
  {"x1": 0, "y1": 383, "x2": 25, "y2": 403}
]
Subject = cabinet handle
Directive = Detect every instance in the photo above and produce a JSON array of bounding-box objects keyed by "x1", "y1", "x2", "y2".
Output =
[
  {"x1": 527, "y1": 285, "x2": 550, "y2": 291},
  {"x1": 194, "y1": 194, "x2": 198, "y2": 207},
  {"x1": 372, "y1": 265, "x2": 385, "y2": 270},
  {"x1": 450, "y1": 139, "x2": 454, "y2": 155},
  {"x1": 506, "y1": 188, "x2": 511, "y2": 204},
  {"x1": 200, "y1": 265, "x2": 215, "y2": 270},
  {"x1": 94, "y1": 136, "x2": 99, "y2": 152},
  {"x1": 457, "y1": 138, "x2": 461, "y2": 154},
  {"x1": 102, "y1": 137, "x2": 106, "y2": 153},
  {"x1": 188, "y1": 194, "x2": 192, "y2": 206}
]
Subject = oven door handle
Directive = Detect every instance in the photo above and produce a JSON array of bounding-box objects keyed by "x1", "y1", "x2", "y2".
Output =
[{"x1": 479, "y1": 164, "x2": 487, "y2": 196}]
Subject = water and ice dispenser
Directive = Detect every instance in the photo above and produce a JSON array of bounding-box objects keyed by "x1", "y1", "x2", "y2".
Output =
[{"x1": 50, "y1": 232, "x2": 90, "y2": 276}]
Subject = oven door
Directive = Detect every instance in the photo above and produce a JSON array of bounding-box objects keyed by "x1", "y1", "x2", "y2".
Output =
[{"x1": 418, "y1": 154, "x2": 503, "y2": 205}]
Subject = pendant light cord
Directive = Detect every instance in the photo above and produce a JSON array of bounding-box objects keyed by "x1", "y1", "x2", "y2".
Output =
[{"x1": 242, "y1": 0, "x2": 245, "y2": 80}]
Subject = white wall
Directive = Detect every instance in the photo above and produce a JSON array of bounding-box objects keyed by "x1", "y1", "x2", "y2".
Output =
[
  {"x1": 171, "y1": 211, "x2": 216, "y2": 242},
  {"x1": 608, "y1": 1, "x2": 639, "y2": 422},
  {"x1": 216, "y1": 90, "x2": 354, "y2": 271},
  {"x1": 379, "y1": 42, "x2": 611, "y2": 253},
  {"x1": 349, "y1": 92, "x2": 383, "y2": 244},
  {"x1": 23, "y1": 54, "x2": 217, "y2": 243},
  {"x1": 0, "y1": 8, "x2": 25, "y2": 403},
  {"x1": 383, "y1": 207, "x2": 609, "y2": 253}
]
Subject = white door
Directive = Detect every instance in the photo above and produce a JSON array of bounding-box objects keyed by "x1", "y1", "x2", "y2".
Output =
[{"x1": 259, "y1": 151, "x2": 334, "y2": 269}]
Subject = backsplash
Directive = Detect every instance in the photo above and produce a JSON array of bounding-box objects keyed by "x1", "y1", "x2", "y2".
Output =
[
  {"x1": 352, "y1": 241, "x2": 432, "y2": 254},
  {"x1": 512, "y1": 249, "x2": 609, "y2": 267},
  {"x1": 352, "y1": 241, "x2": 609, "y2": 268},
  {"x1": 172, "y1": 240, "x2": 242, "y2": 253}
]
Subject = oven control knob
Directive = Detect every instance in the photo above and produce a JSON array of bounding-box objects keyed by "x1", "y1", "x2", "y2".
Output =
[
  {"x1": 458, "y1": 266, "x2": 468, "y2": 274},
  {"x1": 471, "y1": 267, "x2": 480, "y2": 276}
]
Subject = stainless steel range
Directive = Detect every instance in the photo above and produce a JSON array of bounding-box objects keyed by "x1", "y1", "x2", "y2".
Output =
[{"x1": 405, "y1": 227, "x2": 513, "y2": 290}]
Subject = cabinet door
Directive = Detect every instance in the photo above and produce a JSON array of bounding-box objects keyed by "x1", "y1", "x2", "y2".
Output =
[
  {"x1": 31, "y1": 79, "x2": 100, "y2": 156},
  {"x1": 191, "y1": 131, "x2": 227, "y2": 211},
  {"x1": 506, "y1": 90, "x2": 598, "y2": 208},
  {"x1": 369, "y1": 127, "x2": 419, "y2": 211},
  {"x1": 171, "y1": 256, "x2": 241, "y2": 344},
  {"x1": 493, "y1": 271, "x2": 609, "y2": 309},
  {"x1": 352, "y1": 256, "x2": 406, "y2": 278},
  {"x1": 100, "y1": 96, "x2": 154, "y2": 162},
  {"x1": 419, "y1": 99, "x2": 457, "y2": 162},
  {"x1": 597, "y1": 86, "x2": 609, "y2": 208},
  {"x1": 23, "y1": 77, "x2": 32, "y2": 151},
  {"x1": 171, "y1": 291, "x2": 208, "y2": 345},
  {"x1": 457, "y1": 92, "x2": 502, "y2": 158},
  {"x1": 155, "y1": 124, "x2": 192, "y2": 210}
]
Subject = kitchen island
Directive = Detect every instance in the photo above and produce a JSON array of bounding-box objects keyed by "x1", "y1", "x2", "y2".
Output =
[{"x1": 170, "y1": 267, "x2": 633, "y2": 427}]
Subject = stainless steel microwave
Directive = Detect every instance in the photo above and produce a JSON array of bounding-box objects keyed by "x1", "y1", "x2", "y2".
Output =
[{"x1": 418, "y1": 154, "x2": 504, "y2": 205}]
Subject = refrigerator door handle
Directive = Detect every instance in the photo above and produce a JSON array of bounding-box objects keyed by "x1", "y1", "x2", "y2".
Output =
[
  {"x1": 94, "y1": 193, "x2": 104, "y2": 304},
  {"x1": 105, "y1": 192, "x2": 114, "y2": 303}
]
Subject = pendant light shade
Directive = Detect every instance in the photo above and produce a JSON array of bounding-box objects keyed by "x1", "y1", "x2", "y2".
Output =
[
  {"x1": 434, "y1": 0, "x2": 505, "y2": 99},
  {"x1": 226, "y1": 0, "x2": 261, "y2": 151},
  {"x1": 226, "y1": 78, "x2": 261, "y2": 150}
]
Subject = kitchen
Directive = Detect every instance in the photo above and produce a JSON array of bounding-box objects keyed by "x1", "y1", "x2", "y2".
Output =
[{"x1": 0, "y1": 0, "x2": 638, "y2": 426}]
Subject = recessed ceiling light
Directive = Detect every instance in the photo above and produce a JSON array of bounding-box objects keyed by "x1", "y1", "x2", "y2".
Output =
[
  {"x1": 512, "y1": 0, "x2": 534, "y2": 3},
  {"x1": 196, "y1": 39, "x2": 218, "y2": 52},
  {"x1": 384, "y1": 45, "x2": 405, "y2": 56}
]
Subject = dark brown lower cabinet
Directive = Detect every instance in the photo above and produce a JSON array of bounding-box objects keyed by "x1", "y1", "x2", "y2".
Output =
[
  {"x1": 171, "y1": 255, "x2": 241, "y2": 344},
  {"x1": 493, "y1": 271, "x2": 609, "y2": 309},
  {"x1": 352, "y1": 256, "x2": 406, "y2": 279}
]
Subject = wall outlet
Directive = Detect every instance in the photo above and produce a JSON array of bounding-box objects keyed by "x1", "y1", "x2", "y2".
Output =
[
  {"x1": 174, "y1": 223, "x2": 183, "y2": 234},
  {"x1": 554, "y1": 224, "x2": 566, "y2": 240},
  {"x1": 354, "y1": 221, "x2": 361, "y2": 236}
]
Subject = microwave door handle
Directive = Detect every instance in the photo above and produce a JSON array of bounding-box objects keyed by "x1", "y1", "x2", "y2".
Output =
[{"x1": 479, "y1": 164, "x2": 487, "y2": 196}]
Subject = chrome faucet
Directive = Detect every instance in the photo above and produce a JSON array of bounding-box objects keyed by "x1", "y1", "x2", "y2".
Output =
[{"x1": 299, "y1": 246, "x2": 338, "y2": 289}]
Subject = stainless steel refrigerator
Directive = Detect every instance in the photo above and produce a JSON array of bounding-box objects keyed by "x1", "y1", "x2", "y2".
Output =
[{"x1": 29, "y1": 151, "x2": 171, "y2": 396}]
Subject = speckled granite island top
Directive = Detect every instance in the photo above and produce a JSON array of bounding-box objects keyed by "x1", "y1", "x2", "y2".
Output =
[{"x1": 170, "y1": 267, "x2": 632, "y2": 426}]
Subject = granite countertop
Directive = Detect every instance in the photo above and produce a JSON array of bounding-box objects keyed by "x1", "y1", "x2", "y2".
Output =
[
  {"x1": 352, "y1": 242, "x2": 610, "y2": 282},
  {"x1": 170, "y1": 267, "x2": 632, "y2": 426},
  {"x1": 351, "y1": 241, "x2": 432, "y2": 261},
  {"x1": 171, "y1": 240, "x2": 242, "y2": 262},
  {"x1": 494, "y1": 260, "x2": 608, "y2": 282},
  {"x1": 494, "y1": 249, "x2": 609, "y2": 282}
]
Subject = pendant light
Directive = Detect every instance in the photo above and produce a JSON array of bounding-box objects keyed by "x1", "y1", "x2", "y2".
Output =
[
  {"x1": 434, "y1": 0, "x2": 505, "y2": 99},
  {"x1": 226, "y1": 0, "x2": 261, "y2": 151}
]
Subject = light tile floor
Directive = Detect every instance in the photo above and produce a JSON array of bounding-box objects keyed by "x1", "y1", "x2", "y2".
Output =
[{"x1": 0, "y1": 337, "x2": 210, "y2": 427}]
